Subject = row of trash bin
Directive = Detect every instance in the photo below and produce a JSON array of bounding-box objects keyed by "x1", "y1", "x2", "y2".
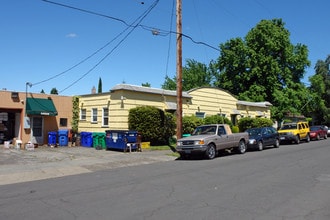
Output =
[
  {"x1": 48, "y1": 130, "x2": 141, "y2": 151},
  {"x1": 48, "y1": 130, "x2": 69, "y2": 146}
]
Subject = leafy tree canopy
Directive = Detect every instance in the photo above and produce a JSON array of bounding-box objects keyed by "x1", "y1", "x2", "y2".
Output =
[
  {"x1": 162, "y1": 59, "x2": 218, "y2": 91},
  {"x1": 217, "y1": 19, "x2": 310, "y2": 121},
  {"x1": 306, "y1": 55, "x2": 330, "y2": 124}
]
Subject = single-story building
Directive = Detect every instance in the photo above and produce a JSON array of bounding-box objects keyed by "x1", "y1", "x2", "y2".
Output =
[
  {"x1": 78, "y1": 84, "x2": 272, "y2": 133},
  {"x1": 0, "y1": 90, "x2": 73, "y2": 146}
]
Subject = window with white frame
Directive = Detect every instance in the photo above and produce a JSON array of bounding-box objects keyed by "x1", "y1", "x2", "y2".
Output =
[
  {"x1": 102, "y1": 107, "x2": 109, "y2": 127},
  {"x1": 91, "y1": 108, "x2": 98, "y2": 123},
  {"x1": 80, "y1": 109, "x2": 86, "y2": 120},
  {"x1": 195, "y1": 112, "x2": 205, "y2": 119}
]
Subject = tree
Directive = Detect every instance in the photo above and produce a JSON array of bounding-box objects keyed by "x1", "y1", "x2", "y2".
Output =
[
  {"x1": 217, "y1": 19, "x2": 310, "y2": 121},
  {"x1": 50, "y1": 88, "x2": 58, "y2": 94},
  {"x1": 98, "y1": 77, "x2": 102, "y2": 93},
  {"x1": 307, "y1": 55, "x2": 330, "y2": 124},
  {"x1": 141, "y1": 82, "x2": 151, "y2": 87},
  {"x1": 161, "y1": 75, "x2": 176, "y2": 90},
  {"x1": 40, "y1": 89, "x2": 45, "y2": 94},
  {"x1": 162, "y1": 59, "x2": 218, "y2": 91}
]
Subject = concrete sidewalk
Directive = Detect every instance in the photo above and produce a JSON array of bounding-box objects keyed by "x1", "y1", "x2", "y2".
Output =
[{"x1": 0, "y1": 145, "x2": 176, "y2": 186}]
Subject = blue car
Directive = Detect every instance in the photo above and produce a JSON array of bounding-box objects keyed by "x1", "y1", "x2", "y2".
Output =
[{"x1": 246, "y1": 127, "x2": 280, "y2": 151}]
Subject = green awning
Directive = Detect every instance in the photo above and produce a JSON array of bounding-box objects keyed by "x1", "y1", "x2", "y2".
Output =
[{"x1": 26, "y1": 97, "x2": 58, "y2": 116}]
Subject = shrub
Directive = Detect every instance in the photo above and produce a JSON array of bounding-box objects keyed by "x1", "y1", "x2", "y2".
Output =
[
  {"x1": 128, "y1": 106, "x2": 176, "y2": 145},
  {"x1": 203, "y1": 115, "x2": 233, "y2": 127},
  {"x1": 231, "y1": 125, "x2": 239, "y2": 133},
  {"x1": 182, "y1": 115, "x2": 203, "y2": 134},
  {"x1": 238, "y1": 117, "x2": 274, "y2": 131}
]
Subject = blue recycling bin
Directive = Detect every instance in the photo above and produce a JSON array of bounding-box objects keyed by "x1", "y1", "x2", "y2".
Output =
[
  {"x1": 58, "y1": 129, "x2": 68, "y2": 146},
  {"x1": 48, "y1": 131, "x2": 57, "y2": 145},
  {"x1": 81, "y1": 132, "x2": 93, "y2": 147},
  {"x1": 106, "y1": 130, "x2": 138, "y2": 152}
]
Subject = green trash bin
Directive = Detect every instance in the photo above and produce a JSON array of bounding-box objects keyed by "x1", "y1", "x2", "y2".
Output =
[{"x1": 93, "y1": 132, "x2": 106, "y2": 149}]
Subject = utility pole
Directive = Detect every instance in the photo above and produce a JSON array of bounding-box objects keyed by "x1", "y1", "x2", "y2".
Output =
[{"x1": 176, "y1": 0, "x2": 182, "y2": 139}]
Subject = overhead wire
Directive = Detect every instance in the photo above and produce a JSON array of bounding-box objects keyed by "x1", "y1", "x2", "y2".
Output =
[
  {"x1": 37, "y1": 0, "x2": 159, "y2": 93},
  {"x1": 32, "y1": 32, "x2": 125, "y2": 86},
  {"x1": 42, "y1": 0, "x2": 219, "y2": 49},
  {"x1": 57, "y1": 0, "x2": 160, "y2": 93},
  {"x1": 164, "y1": 0, "x2": 175, "y2": 77},
  {"x1": 39, "y1": 0, "x2": 219, "y2": 92}
]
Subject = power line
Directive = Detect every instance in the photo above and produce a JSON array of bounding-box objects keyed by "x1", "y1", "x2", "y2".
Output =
[
  {"x1": 38, "y1": 0, "x2": 219, "y2": 92},
  {"x1": 58, "y1": 0, "x2": 160, "y2": 93},
  {"x1": 42, "y1": 0, "x2": 219, "y2": 51},
  {"x1": 165, "y1": 0, "x2": 175, "y2": 77}
]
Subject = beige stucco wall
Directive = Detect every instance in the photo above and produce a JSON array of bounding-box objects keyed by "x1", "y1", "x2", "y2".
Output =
[{"x1": 0, "y1": 90, "x2": 72, "y2": 145}]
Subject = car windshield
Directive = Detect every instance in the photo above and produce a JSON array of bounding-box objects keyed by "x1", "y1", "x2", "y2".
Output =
[
  {"x1": 310, "y1": 126, "x2": 320, "y2": 131},
  {"x1": 192, "y1": 126, "x2": 217, "y2": 135},
  {"x1": 281, "y1": 124, "x2": 297, "y2": 130},
  {"x1": 246, "y1": 128, "x2": 262, "y2": 136}
]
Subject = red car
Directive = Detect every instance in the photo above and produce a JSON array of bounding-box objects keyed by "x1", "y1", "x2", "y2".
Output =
[{"x1": 309, "y1": 126, "x2": 328, "y2": 140}]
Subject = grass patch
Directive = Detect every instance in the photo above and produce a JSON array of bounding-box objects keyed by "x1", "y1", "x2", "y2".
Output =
[{"x1": 149, "y1": 145, "x2": 173, "y2": 151}]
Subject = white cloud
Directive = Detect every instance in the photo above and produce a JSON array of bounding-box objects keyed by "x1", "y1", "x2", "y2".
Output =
[{"x1": 66, "y1": 33, "x2": 78, "y2": 38}]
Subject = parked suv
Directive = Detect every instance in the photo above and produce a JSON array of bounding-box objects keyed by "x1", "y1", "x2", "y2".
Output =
[{"x1": 278, "y1": 121, "x2": 310, "y2": 144}]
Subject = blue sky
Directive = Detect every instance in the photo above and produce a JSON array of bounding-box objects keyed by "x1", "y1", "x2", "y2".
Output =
[{"x1": 1, "y1": 0, "x2": 329, "y2": 96}]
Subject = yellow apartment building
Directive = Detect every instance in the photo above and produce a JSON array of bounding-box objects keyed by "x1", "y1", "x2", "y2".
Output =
[
  {"x1": 0, "y1": 90, "x2": 73, "y2": 146},
  {"x1": 78, "y1": 84, "x2": 272, "y2": 133}
]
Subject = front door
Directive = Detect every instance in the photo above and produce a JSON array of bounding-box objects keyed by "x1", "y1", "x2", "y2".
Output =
[{"x1": 31, "y1": 116, "x2": 43, "y2": 144}]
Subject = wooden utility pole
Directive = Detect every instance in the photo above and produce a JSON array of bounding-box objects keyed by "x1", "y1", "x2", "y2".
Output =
[{"x1": 176, "y1": 0, "x2": 182, "y2": 139}]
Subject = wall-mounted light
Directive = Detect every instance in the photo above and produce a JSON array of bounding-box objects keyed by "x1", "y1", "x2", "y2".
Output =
[
  {"x1": 120, "y1": 96, "x2": 126, "y2": 109},
  {"x1": 197, "y1": 106, "x2": 200, "y2": 112}
]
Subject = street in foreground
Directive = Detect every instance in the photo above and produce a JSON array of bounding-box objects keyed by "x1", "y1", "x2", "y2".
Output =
[{"x1": 1, "y1": 140, "x2": 330, "y2": 220}]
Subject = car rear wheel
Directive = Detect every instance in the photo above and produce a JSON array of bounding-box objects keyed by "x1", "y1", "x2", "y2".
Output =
[
  {"x1": 205, "y1": 144, "x2": 216, "y2": 160},
  {"x1": 257, "y1": 141, "x2": 263, "y2": 151},
  {"x1": 236, "y1": 140, "x2": 247, "y2": 154},
  {"x1": 325, "y1": 135, "x2": 328, "y2": 139},
  {"x1": 306, "y1": 134, "x2": 310, "y2": 142},
  {"x1": 295, "y1": 135, "x2": 300, "y2": 144},
  {"x1": 274, "y1": 139, "x2": 280, "y2": 148}
]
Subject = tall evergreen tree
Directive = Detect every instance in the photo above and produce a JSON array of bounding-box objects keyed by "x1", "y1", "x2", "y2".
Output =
[
  {"x1": 50, "y1": 88, "x2": 58, "y2": 95},
  {"x1": 98, "y1": 77, "x2": 102, "y2": 93}
]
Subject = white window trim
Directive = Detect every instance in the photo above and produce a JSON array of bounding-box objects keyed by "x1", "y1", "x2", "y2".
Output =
[
  {"x1": 91, "y1": 108, "x2": 98, "y2": 123},
  {"x1": 102, "y1": 107, "x2": 109, "y2": 127},
  {"x1": 80, "y1": 108, "x2": 86, "y2": 121}
]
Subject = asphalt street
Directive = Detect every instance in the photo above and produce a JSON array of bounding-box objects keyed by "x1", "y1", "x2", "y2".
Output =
[
  {"x1": 0, "y1": 145, "x2": 176, "y2": 186},
  {"x1": 1, "y1": 139, "x2": 330, "y2": 220}
]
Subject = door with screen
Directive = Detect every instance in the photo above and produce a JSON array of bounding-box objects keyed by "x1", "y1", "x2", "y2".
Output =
[{"x1": 31, "y1": 116, "x2": 43, "y2": 144}]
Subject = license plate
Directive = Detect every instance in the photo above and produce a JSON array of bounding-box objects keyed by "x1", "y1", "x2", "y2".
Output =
[
  {"x1": 280, "y1": 137, "x2": 285, "y2": 140},
  {"x1": 184, "y1": 150, "x2": 191, "y2": 154}
]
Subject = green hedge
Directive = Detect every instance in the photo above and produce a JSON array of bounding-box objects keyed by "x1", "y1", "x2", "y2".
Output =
[{"x1": 128, "y1": 106, "x2": 176, "y2": 145}]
